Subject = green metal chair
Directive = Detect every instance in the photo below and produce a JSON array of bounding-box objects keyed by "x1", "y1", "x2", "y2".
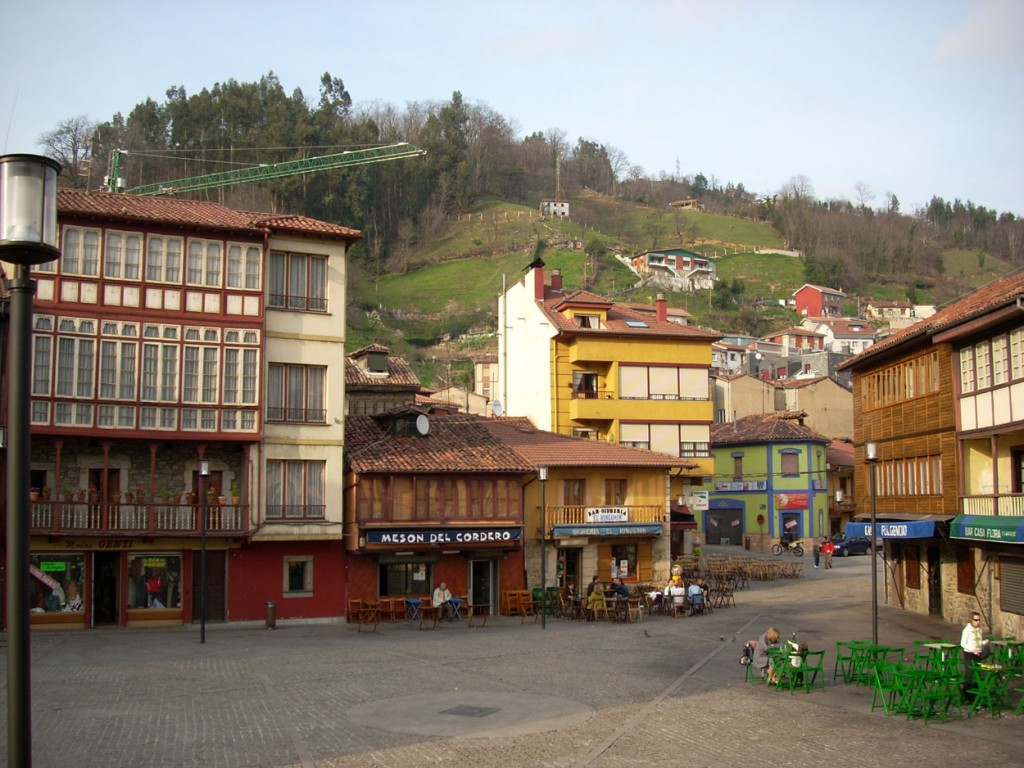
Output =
[
  {"x1": 871, "y1": 662, "x2": 904, "y2": 714},
  {"x1": 833, "y1": 640, "x2": 869, "y2": 682},
  {"x1": 786, "y1": 649, "x2": 826, "y2": 694}
]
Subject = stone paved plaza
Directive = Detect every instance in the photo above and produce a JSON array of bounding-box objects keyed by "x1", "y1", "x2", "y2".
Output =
[{"x1": 4, "y1": 551, "x2": 1023, "y2": 767}]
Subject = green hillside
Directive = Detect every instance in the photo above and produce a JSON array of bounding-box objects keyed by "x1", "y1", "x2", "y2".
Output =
[{"x1": 349, "y1": 196, "x2": 1012, "y2": 387}]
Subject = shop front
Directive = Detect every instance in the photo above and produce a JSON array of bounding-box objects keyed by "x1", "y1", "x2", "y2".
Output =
[
  {"x1": 551, "y1": 522, "x2": 663, "y2": 584},
  {"x1": 346, "y1": 525, "x2": 525, "y2": 615},
  {"x1": 27, "y1": 537, "x2": 230, "y2": 629}
]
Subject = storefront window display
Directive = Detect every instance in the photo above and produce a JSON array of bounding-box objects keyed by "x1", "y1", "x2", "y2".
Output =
[
  {"x1": 30, "y1": 554, "x2": 85, "y2": 613},
  {"x1": 127, "y1": 554, "x2": 182, "y2": 609},
  {"x1": 609, "y1": 544, "x2": 637, "y2": 580},
  {"x1": 379, "y1": 561, "x2": 432, "y2": 597}
]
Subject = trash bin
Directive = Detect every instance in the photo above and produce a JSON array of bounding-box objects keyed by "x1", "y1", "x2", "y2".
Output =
[
  {"x1": 744, "y1": 536, "x2": 751, "y2": 551},
  {"x1": 265, "y1": 600, "x2": 277, "y2": 629}
]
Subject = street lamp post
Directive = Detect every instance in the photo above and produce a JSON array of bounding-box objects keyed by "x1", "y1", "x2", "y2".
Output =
[
  {"x1": 0, "y1": 153, "x2": 62, "y2": 768},
  {"x1": 199, "y1": 461, "x2": 209, "y2": 644},
  {"x1": 539, "y1": 466, "x2": 548, "y2": 630},
  {"x1": 865, "y1": 440, "x2": 879, "y2": 645}
]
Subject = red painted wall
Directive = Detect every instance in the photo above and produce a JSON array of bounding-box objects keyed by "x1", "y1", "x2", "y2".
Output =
[{"x1": 227, "y1": 540, "x2": 346, "y2": 622}]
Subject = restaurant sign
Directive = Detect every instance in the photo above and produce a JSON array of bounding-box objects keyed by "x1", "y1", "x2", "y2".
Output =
[
  {"x1": 366, "y1": 526, "x2": 522, "y2": 545},
  {"x1": 586, "y1": 506, "x2": 628, "y2": 523},
  {"x1": 552, "y1": 523, "x2": 663, "y2": 537},
  {"x1": 950, "y1": 514, "x2": 1024, "y2": 543}
]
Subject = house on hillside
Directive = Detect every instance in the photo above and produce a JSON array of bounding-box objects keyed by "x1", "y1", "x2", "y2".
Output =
[
  {"x1": 712, "y1": 373, "x2": 852, "y2": 440},
  {"x1": 540, "y1": 199, "x2": 570, "y2": 218},
  {"x1": 800, "y1": 317, "x2": 876, "y2": 355},
  {"x1": 12, "y1": 190, "x2": 358, "y2": 629},
  {"x1": 497, "y1": 264, "x2": 721, "y2": 511},
  {"x1": 761, "y1": 326, "x2": 826, "y2": 355},
  {"x1": 708, "y1": 412, "x2": 830, "y2": 551},
  {"x1": 793, "y1": 284, "x2": 845, "y2": 318},
  {"x1": 473, "y1": 357, "x2": 499, "y2": 400},
  {"x1": 630, "y1": 248, "x2": 716, "y2": 292}
]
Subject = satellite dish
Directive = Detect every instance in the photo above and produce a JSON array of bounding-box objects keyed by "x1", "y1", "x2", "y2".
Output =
[
  {"x1": 415, "y1": 414, "x2": 430, "y2": 436},
  {"x1": 492, "y1": 399, "x2": 503, "y2": 417}
]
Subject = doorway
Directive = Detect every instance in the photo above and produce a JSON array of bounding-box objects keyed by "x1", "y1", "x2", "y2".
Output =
[
  {"x1": 93, "y1": 551, "x2": 120, "y2": 626},
  {"x1": 191, "y1": 550, "x2": 227, "y2": 622},
  {"x1": 469, "y1": 559, "x2": 498, "y2": 611},
  {"x1": 557, "y1": 547, "x2": 581, "y2": 589},
  {"x1": 927, "y1": 546, "x2": 942, "y2": 617}
]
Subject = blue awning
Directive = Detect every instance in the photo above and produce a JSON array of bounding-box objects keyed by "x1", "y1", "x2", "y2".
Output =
[
  {"x1": 950, "y1": 515, "x2": 1024, "y2": 543},
  {"x1": 845, "y1": 520, "x2": 937, "y2": 539},
  {"x1": 552, "y1": 523, "x2": 662, "y2": 537}
]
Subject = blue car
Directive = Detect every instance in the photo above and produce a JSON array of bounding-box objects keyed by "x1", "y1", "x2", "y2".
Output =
[{"x1": 830, "y1": 536, "x2": 872, "y2": 556}]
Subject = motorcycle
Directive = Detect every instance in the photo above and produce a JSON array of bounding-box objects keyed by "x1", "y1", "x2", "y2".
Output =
[{"x1": 771, "y1": 538, "x2": 804, "y2": 557}]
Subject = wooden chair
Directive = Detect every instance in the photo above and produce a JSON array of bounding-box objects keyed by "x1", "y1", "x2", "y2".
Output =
[
  {"x1": 625, "y1": 596, "x2": 643, "y2": 623},
  {"x1": 517, "y1": 593, "x2": 540, "y2": 624}
]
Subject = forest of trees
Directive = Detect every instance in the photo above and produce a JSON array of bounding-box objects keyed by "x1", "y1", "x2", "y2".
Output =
[{"x1": 39, "y1": 70, "x2": 1024, "y2": 294}]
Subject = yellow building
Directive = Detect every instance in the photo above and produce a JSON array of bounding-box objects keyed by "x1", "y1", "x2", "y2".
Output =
[{"x1": 498, "y1": 265, "x2": 721, "y2": 517}]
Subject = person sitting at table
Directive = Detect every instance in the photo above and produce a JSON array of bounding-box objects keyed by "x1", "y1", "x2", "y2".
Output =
[
  {"x1": 585, "y1": 586, "x2": 606, "y2": 621},
  {"x1": 959, "y1": 611, "x2": 991, "y2": 699},
  {"x1": 585, "y1": 574, "x2": 600, "y2": 598},
  {"x1": 432, "y1": 581, "x2": 455, "y2": 621},
  {"x1": 687, "y1": 578, "x2": 706, "y2": 614},
  {"x1": 610, "y1": 577, "x2": 630, "y2": 599},
  {"x1": 750, "y1": 627, "x2": 781, "y2": 682}
]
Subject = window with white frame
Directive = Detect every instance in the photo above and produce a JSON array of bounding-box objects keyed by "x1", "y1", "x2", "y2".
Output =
[
  {"x1": 226, "y1": 243, "x2": 261, "y2": 289},
  {"x1": 61, "y1": 227, "x2": 101, "y2": 276},
  {"x1": 268, "y1": 251, "x2": 327, "y2": 312},
  {"x1": 146, "y1": 235, "x2": 183, "y2": 283},
  {"x1": 104, "y1": 230, "x2": 142, "y2": 279},
  {"x1": 186, "y1": 238, "x2": 223, "y2": 287},
  {"x1": 267, "y1": 363, "x2": 326, "y2": 422},
  {"x1": 266, "y1": 460, "x2": 326, "y2": 519}
]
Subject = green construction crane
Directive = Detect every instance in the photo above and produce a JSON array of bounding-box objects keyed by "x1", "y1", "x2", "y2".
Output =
[{"x1": 106, "y1": 143, "x2": 426, "y2": 196}]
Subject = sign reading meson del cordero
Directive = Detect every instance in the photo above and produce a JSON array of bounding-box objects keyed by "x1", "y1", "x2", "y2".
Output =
[
  {"x1": 367, "y1": 527, "x2": 522, "y2": 545},
  {"x1": 586, "y1": 506, "x2": 629, "y2": 523}
]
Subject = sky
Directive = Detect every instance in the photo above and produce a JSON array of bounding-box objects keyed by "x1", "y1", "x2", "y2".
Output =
[{"x1": 2, "y1": 0, "x2": 1023, "y2": 215}]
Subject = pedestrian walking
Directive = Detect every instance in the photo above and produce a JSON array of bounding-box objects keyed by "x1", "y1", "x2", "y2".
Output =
[
  {"x1": 822, "y1": 537, "x2": 834, "y2": 569},
  {"x1": 812, "y1": 539, "x2": 821, "y2": 568}
]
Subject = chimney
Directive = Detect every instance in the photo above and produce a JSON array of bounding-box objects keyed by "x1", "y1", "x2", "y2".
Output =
[
  {"x1": 534, "y1": 263, "x2": 545, "y2": 301},
  {"x1": 551, "y1": 269, "x2": 563, "y2": 292},
  {"x1": 656, "y1": 293, "x2": 667, "y2": 323}
]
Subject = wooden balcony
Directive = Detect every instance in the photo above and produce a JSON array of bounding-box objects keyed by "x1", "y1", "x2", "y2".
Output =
[
  {"x1": 543, "y1": 505, "x2": 663, "y2": 529},
  {"x1": 960, "y1": 493, "x2": 1024, "y2": 517},
  {"x1": 29, "y1": 499, "x2": 249, "y2": 537}
]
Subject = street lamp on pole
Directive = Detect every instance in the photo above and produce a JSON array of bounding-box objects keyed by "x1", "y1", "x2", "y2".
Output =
[
  {"x1": 0, "y1": 153, "x2": 62, "y2": 768},
  {"x1": 865, "y1": 440, "x2": 879, "y2": 645},
  {"x1": 538, "y1": 466, "x2": 548, "y2": 630},
  {"x1": 199, "y1": 460, "x2": 210, "y2": 644}
]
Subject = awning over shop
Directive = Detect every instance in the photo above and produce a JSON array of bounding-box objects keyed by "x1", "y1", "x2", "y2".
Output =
[
  {"x1": 845, "y1": 520, "x2": 937, "y2": 539},
  {"x1": 552, "y1": 523, "x2": 663, "y2": 537},
  {"x1": 950, "y1": 515, "x2": 1024, "y2": 543}
]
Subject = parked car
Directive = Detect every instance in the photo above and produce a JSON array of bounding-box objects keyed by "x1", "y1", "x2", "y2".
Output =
[{"x1": 830, "y1": 535, "x2": 873, "y2": 556}]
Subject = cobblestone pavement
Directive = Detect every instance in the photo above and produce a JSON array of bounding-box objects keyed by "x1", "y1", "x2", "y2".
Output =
[{"x1": 3, "y1": 551, "x2": 1023, "y2": 768}]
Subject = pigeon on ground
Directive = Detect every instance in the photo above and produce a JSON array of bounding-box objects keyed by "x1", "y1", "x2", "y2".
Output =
[{"x1": 643, "y1": 629, "x2": 652, "y2": 638}]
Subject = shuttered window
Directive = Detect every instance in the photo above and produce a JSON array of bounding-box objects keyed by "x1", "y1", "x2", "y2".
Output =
[{"x1": 999, "y1": 558, "x2": 1024, "y2": 615}]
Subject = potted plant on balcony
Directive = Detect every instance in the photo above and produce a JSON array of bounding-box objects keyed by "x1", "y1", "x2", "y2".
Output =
[
  {"x1": 30, "y1": 487, "x2": 40, "y2": 502},
  {"x1": 185, "y1": 489, "x2": 197, "y2": 504},
  {"x1": 123, "y1": 489, "x2": 134, "y2": 504},
  {"x1": 134, "y1": 486, "x2": 146, "y2": 503},
  {"x1": 88, "y1": 486, "x2": 99, "y2": 503},
  {"x1": 230, "y1": 481, "x2": 240, "y2": 505},
  {"x1": 159, "y1": 489, "x2": 171, "y2": 504},
  {"x1": 41, "y1": 486, "x2": 51, "y2": 500},
  {"x1": 77, "y1": 487, "x2": 88, "y2": 502},
  {"x1": 64, "y1": 488, "x2": 75, "y2": 502}
]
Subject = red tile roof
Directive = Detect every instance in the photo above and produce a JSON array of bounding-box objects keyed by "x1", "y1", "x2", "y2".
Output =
[
  {"x1": 711, "y1": 411, "x2": 829, "y2": 445},
  {"x1": 346, "y1": 412, "x2": 697, "y2": 473},
  {"x1": 839, "y1": 269, "x2": 1024, "y2": 369},
  {"x1": 346, "y1": 413, "x2": 533, "y2": 474},
  {"x1": 58, "y1": 189, "x2": 361, "y2": 242},
  {"x1": 480, "y1": 417, "x2": 698, "y2": 469},
  {"x1": 540, "y1": 287, "x2": 721, "y2": 341}
]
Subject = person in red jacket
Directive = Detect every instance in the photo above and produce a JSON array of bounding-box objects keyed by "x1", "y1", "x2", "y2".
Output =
[{"x1": 821, "y1": 538, "x2": 835, "y2": 569}]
